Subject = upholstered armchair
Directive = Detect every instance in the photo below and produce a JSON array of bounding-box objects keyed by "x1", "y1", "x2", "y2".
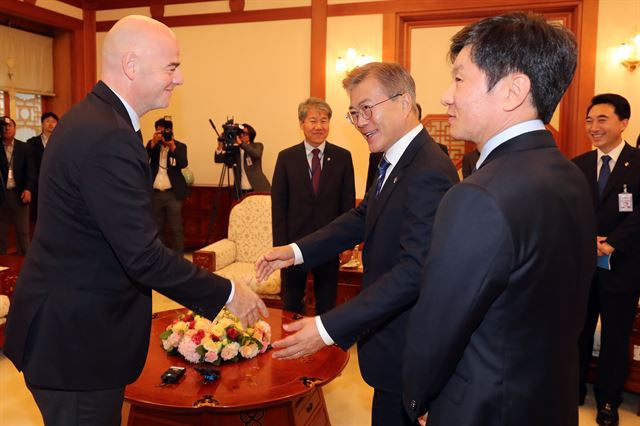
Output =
[{"x1": 193, "y1": 193, "x2": 281, "y2": 301}]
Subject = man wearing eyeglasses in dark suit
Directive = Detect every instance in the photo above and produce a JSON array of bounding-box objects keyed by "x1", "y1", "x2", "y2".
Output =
[{"x1": 257, "y1": 63, "x2": 458, "y2": 426}]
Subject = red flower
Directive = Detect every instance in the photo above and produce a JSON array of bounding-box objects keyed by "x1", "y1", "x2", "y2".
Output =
[
  {"x1": 191, "y1": 329, "x2": 205, "y2": 345},
  {"x1": 227, "y1": 328, "x2": 239, "y2": 340}
]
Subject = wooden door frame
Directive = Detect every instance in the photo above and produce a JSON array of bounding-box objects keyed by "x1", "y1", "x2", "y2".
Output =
[{"x1": 386, "y1": 0, "x2": 598, "y2": 158}]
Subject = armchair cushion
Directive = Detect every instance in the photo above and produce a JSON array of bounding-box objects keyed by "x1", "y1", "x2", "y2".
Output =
[{"x1": 193, "y1": 194, "x2": 280, "y2": 298}]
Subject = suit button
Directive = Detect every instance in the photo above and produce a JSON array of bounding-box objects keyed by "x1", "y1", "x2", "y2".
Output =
[{"x1": 410, "y1": 400, "x2": 417, "y2": 410}]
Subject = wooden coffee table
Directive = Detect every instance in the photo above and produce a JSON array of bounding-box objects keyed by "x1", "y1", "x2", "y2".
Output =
[{"x1": 125, "y1": 308, "x2": 349, "y2": 426}]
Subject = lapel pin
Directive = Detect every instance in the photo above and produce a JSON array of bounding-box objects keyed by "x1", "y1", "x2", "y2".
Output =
[
  {"x1": 393, "y1": 177, "x2": 398, "y2": 184},
  {"x1": 326, "y1": 157, "x2": 331, "y2": 162},
  {"x1": 624, "y1": 162, "x2": 629, "y2": 167}
]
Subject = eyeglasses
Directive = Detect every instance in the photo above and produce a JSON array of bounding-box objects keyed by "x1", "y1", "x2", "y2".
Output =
[{"x1": 345, "y1": 93, "x2": 403, "y2": 125}]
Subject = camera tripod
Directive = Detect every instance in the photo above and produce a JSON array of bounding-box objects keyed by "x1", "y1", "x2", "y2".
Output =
[{"x1": 205, "y1": 162, "x2": 243, "y2": 244}]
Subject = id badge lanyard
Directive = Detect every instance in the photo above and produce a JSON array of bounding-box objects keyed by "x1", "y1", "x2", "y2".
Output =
[{"x1": 619, "y1": 184, "x2": 633, "y2": 212}]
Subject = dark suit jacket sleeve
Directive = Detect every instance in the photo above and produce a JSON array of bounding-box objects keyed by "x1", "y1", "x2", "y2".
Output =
[
  {"x1": 402, "y1": 183, "x2": 513, "y2": 416},
  {"x1": 340, "y1": 151, "x2": 356, "y2": 214},
  {"x1": 241, "y1": 142, "x2": 263, "y2": 161},
  {"x1": 319, "y1": 168, "x2": 454, "y2": 348},
  {"x1": 80, "y1": 129, "x2": 230, "y2": 319},
  {"x1": 608, "y1": 203, "x2": 640, "y2": 253},
  {"x1": 21, "y1": 142, "x2": 37, "y2": 193},
  {"x1": 170, "y1": 141, "x2": 188, "y2": 169},
  {"x1": 271, "y1": 152, "x2": 289, "y2": 246},
  {"x1": 296, "y1": 199, "x2": 367, "y2": 268}
]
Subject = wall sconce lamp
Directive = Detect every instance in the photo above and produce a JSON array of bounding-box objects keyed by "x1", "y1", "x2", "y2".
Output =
[
  {"x1": 615, "y1": 34, "x2": 640, "y2": 71},
  {"x1": 6, "y1": 57, "x2": 15, "y2": 81},
  {"x1": 336, "y1": 48, "x2": 373, "y2": 73}
]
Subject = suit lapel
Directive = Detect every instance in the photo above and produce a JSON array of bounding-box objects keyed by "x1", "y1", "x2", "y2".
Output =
[
  {"x1": 365, "y1": 130, "x2": 425, "y2": 232},
  {"x1": 601, "y1": 143, "x2": 635, "y2": 204},
  {"x1": 317, "y1": 142, "x2": 336, "y2": 196}
]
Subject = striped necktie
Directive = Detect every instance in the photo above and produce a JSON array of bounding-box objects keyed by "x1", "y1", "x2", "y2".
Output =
[{"x1": 375, "y1": 156, "x2": 391, "y2": 199}]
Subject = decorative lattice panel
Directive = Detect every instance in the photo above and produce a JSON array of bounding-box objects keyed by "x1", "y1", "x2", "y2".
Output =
[
  {"x1": 14, "y1": 92, "x2": 41, "y2": 141},
  {"x1": 423, "y1": 114, "x2": 468, "y2": 169}
]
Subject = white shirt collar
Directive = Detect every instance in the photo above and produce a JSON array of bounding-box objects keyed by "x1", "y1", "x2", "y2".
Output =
[
  {"x1": 105, "y1": 84, "x2": 141, "y2": 132},
  {"x1": 304, "y1": 140, "x2": 326, "y2": 156},
  {"x1": 597, "y1": 139, "x2": 625, "y2": 164},
  {"x1": 476, "y1": 120, "x2": 546, "y2": 169},
  {"x1": 384, "y1": 123, "x2": 423, "y2": 165}
]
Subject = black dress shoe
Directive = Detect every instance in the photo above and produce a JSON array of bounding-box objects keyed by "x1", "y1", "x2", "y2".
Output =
[{"x1": 596, "y1": 403, "x2": 619, "y2": 426}]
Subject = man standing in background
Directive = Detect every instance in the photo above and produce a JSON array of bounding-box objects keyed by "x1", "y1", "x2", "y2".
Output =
[
  {"x1": 271, "y1": 97, "x2": 355, "y2": 315},
  {"x1": 147, "y1": 117, "x2": 188, "y2": 256},
  {"x1": 575, "y1": 93, "x2": 640, "y2": 426},
  {"x1": 0, "y1": 116, "x2": 36, "y2": 255},
  {"x1": 27, "y1": 112, "x2": 58, "y2": 221}
]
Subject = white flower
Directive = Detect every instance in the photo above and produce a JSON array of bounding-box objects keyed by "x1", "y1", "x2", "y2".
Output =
[
  {"x1": 239, "y1": 343, "x2": 259, "y2": 359},
  {"x1": 220, "y1": 341, "x2": 240, "y2": 360}
]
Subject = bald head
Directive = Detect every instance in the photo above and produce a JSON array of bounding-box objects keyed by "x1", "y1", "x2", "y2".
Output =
[{"x1": 101, "y1": 15, "x2": 183, "y2": 117}]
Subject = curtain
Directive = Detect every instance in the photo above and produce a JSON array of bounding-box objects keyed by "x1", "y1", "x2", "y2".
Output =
[{"x1": 0, "y1": 26, "x2": 54, "y2": 96}]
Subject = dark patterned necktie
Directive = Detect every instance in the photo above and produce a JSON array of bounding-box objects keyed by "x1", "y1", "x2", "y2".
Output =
[
  {"x1": 598, "y1": 154, "x2": 611, "y2": 198},
  {"x1": 311, "y1": 148, "x2": 321, "y2": 195},
  {"x1": 375, "y1": 156, "x2": 391, "y2": 199}
]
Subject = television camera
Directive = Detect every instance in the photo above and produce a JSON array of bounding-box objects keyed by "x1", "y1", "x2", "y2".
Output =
[{"x1": 210, "y1": 118, "x2": 244, "y2": 167}]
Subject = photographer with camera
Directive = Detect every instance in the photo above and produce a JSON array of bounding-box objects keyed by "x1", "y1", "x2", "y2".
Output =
[
  {"x1": 146, "y1": 117, "x2": 188, "y2": 256},
  {"x1": 215, "y1": 122, "x2": 271, "y2": 195}
]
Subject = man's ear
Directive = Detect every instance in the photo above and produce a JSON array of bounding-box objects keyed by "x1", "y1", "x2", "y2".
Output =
[
  {"x1": 503, "y1": 73, "x2": 531, "y2": 112},
  {"x1": 122, "y1": 51, "x2": 137, "y2": 80},
  {"x1": 400, "y1": 93, "x2": 414, "y2": 116}
]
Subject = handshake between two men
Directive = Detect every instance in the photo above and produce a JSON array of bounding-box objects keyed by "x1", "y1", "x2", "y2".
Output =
[
  {"x1": 254, "y1": 246, "x2": 329, "y2": 360},
  {"x1": 221, "y1": 245, "x2": 323, "y2": 360}
]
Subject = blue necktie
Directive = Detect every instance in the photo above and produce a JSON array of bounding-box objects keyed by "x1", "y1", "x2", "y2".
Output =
[
  {"x1": 598, "y1": 155, "x2": 611, "y2": 198},
  {"x1": 375, "y1": 156, "x2": 391, "y2": 199}
]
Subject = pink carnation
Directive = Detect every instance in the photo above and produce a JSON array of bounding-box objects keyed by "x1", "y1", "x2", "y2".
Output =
[
  {"x1": 178, "y1": 333, "x2": 202, "y2": 363},
  {"x1": 162, "y1": 331, "x2": 182, "y2": 351},
  {"x1": 204, "y1": 350, "x2": 219, "y2": 363}
]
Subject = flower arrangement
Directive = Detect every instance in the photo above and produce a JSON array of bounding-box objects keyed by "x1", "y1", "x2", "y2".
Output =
[{"x1": 160, "y1": 308, "x2": 271, "y2": 365}]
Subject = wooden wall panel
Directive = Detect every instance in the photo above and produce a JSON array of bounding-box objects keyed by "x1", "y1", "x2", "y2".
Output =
[{"x1": 310, "y1": 0, "x2": 328, "y2": 99}]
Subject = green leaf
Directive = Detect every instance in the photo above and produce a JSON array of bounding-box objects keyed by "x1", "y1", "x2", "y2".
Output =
[
  {"x1": 159, "y1": 330, "x2": 172, "y2": 340},
  {"x1": 196, "y1": 345, "x2": 206, "y2": 357}
]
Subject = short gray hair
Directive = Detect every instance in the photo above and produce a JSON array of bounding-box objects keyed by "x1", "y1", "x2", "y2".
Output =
[{"x1": 298, "y1": 97, "x2": 332, "y2": 122}]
